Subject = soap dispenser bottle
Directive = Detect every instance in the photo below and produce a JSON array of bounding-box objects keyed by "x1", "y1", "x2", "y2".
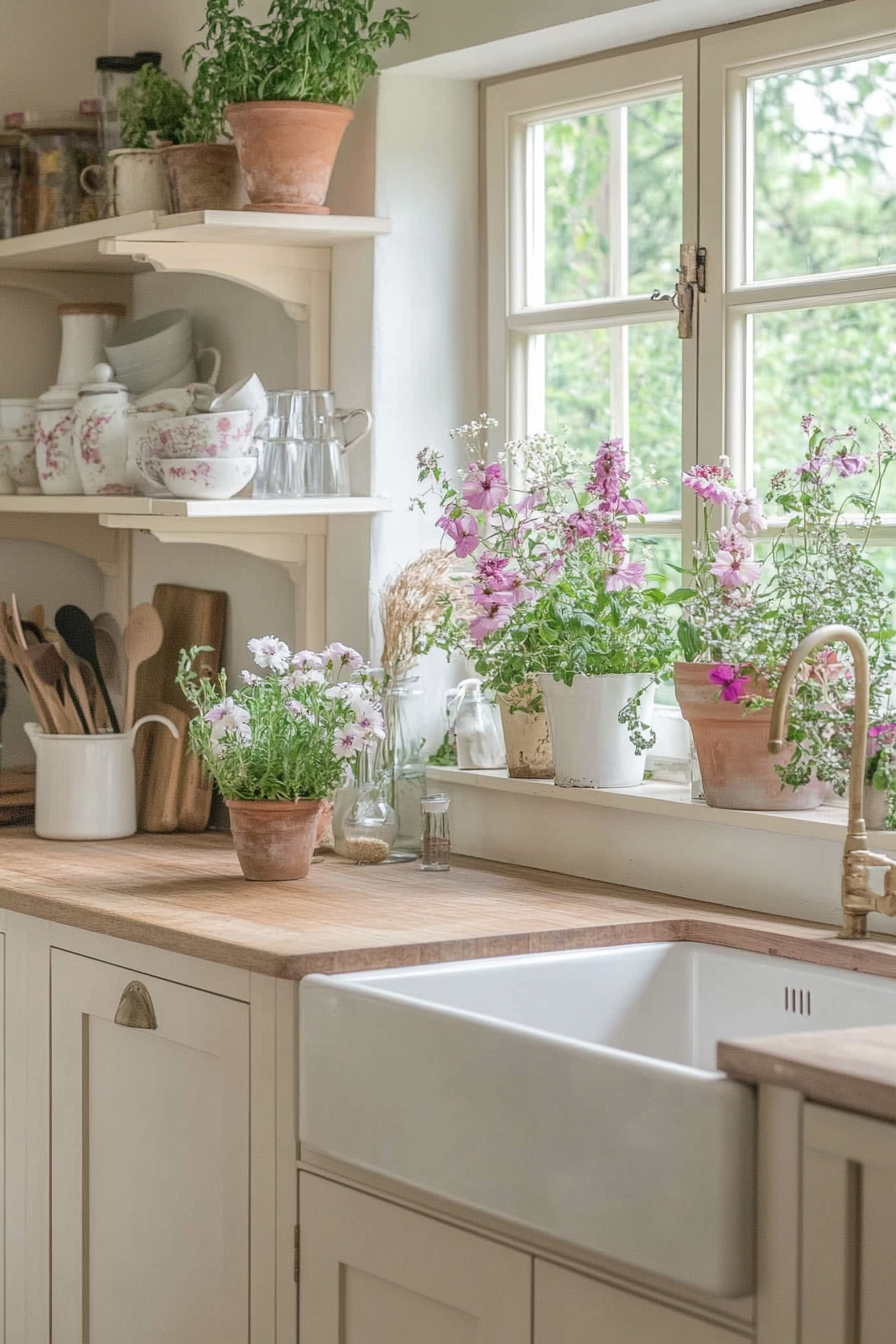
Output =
[{"x1": 451, "y1": 678, "x2": 506, "y2": 770}]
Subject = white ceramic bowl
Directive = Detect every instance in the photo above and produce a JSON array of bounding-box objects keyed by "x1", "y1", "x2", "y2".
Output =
[
  {"x1": 210, "y1": 373, "x2": 267, "y2": 426},
  {"x1": 0, "y1": 398, "x2": 37, "y2": 437},
  {"x1": 154, "y1": 455, "x2": 257, "y2": 500},
  {"x1": 148, "y1": 408, "x2": 255, "y2": 459},
  {"x1": 103, "y1": 309, "x2": 193, "y2": 395}
]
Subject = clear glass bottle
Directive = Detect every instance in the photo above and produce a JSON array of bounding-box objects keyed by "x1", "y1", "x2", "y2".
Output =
[
  {"x1": 343, "y1": 771, "x2": 399, "y2": 865},
  {"x1": 383, "y1": 673, "x2": 427, "y2": 856},
  {"x1": 420, "y1": 794, "x2": 450, "y2": 872},
  {"x1": 95, "y1": 56, "x2": 140, "y2": 164}
]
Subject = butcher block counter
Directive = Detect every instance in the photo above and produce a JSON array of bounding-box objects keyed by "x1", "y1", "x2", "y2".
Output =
[{"x1": 4, "y1": 824, "x2": 896, "y2": 987}]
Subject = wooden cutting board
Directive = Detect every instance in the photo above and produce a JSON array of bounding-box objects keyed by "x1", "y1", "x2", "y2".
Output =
[{"x1": 134, "y1": 584, "x2": 226, "y2": 833}]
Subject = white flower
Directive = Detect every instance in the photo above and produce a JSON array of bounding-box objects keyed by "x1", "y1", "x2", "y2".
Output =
[
  {"x1": 204, "y1": 697, "x2": 252, "y2": 752},
  {"x1": 332, "y1": 728, "x2": 365, "y2": 758},
  {"x1": 281, "y1": 668, "x2": 326, "y2": 691},
  {"x1": 729, "y1": 487, "x2": 768, "y2": 536},
  {"x1": 240, "y1": 670, "x2": 263, "y2": 686},
  {"x1": 356, "y1": 710, "x2": 386, "y2": 741},
  {"x1": 285, "y1": 698, "x2": 310, "y2": 719},
  {"x1": 323, "y1": 641, "x2": 365, "y2": 672},
  {"x1": 326, "y1": 681, "x2": 367, "y2": 708},
  {"x1": 248, "y1": 636, "x2": 291, "y2": 672},
  {"x1": 292, "y1": 649, "x2": 324, "y2": 671}
]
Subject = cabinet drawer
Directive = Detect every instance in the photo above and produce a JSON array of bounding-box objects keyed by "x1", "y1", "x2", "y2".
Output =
[{"x1": 534, "y1": 1260, "x2": 744, "y2": 1344}]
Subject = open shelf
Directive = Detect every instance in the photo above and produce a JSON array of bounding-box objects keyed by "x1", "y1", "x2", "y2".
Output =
[
  {"x1": 0, "y1": 209, "x2": 392, "y2": 274},
  {"x1": 0, "y1": 494, "x2": 391, "y2": 519}
]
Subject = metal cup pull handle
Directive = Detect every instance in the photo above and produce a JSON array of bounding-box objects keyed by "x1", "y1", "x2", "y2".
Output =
[{"x1": 114, "y1": 980, "x2": 158, "y2": 1030}]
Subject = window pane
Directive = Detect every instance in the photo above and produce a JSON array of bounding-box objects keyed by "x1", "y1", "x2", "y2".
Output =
[
  {"x1": 751, "y1": 53, "x2": 896, "y2": 281},
  {"x1": 537, "y1": 320, "x2": 681, "y2": 513},
  {"x1": 536, "y1": 93, "x2": 683, "y2": 304},
  {"x1": 751, "y1": 300, "x2": 896, "y2": 506}
]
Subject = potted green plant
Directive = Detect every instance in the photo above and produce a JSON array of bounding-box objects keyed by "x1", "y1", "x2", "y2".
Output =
[
  {"x1": 176, "y1": 636, "x2": 384, "y2": 879},
  {"x1": 184, "y1": 0, "x2": 414, "y2": 214},
  {"x1": 675, "y1": 417, "x2": 896, "y2": 810},
  {"x1": 417, "y1": 417, "x2": 676, "y2": 788}
]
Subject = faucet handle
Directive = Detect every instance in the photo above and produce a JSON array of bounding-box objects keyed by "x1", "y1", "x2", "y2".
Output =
[{"x1": 873, "y1": 856, "x2": 896, "y2": 919}]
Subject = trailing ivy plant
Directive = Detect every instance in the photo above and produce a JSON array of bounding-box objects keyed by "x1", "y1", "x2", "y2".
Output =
[
  {"x1": 183, "y1": 0, "x2": 414, "y2": 142},
  {"x1": 118, "y1": 63, "x2": 192, "y2": 148}
]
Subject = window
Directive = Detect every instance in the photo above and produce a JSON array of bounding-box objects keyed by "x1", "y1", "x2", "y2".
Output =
[{"x1": 486, "y1": 0, "x2": 896, "y2": 575}]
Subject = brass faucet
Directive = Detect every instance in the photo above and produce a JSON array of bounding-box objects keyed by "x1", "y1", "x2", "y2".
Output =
[{"x1": 768, "y1": 624, "x2": 896, "y2": 939}]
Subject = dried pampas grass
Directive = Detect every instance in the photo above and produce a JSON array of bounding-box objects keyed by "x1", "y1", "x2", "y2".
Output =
[{"x1": 379, "y1": 549, "x2": 466, "y2": 681}]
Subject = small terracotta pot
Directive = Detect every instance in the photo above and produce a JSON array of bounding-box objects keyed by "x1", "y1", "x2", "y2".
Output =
[
  {"x1": 498, "y1": 690, "x2": 554, "y2": 780},
  {"x1": 162, "y1": 143, "x2": 247, "y2": 213},
  {"x1": 225, "y1": 100, "x2": 353, "y2": 214},
  {"x1": 675, "y1": 662, "x2": 827, "y2": 811},
  {"x1": 226, "y1": 798, "x2": 323, "y2": 881}
]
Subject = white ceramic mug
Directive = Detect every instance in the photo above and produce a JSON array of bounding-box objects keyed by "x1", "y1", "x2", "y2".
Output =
[
  {"x1": 80, "y1": 148, "x2": 171, "y2": 217},
  {"x1": 25, "y1": 716, "x2": 178, "y2": 840}
]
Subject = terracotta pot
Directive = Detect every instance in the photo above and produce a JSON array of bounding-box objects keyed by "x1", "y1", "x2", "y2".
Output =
[
  {"x1": 162, "y1": 143, "x2": 247, "y2": 213},
  {"x1": 674, "y1": 662, "x2": 827, "y2": 811},
  {"x1": 225, "y1": 100, "x2": 353, "y2": 215},
  {"x1": 226, "y1": 798, "x2": 323, "y2": 881},
  {"x1": 498, "y1": 689, "x2": 554, "y2": 780}
]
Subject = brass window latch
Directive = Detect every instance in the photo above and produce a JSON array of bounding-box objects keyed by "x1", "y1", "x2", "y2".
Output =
[{"x1": 651, "y1": 243, "x2": 706, "y2": 339}]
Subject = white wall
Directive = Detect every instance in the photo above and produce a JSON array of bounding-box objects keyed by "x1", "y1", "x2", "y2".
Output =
[{"x1": 0, "y1": 0, "x2": 107, "y2": 113}]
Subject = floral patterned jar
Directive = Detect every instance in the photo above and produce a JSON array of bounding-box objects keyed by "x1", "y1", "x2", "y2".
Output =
[
  {"x1": 73, "y1": 364, "x2": 133, "y2": 495},
  {"x1": 35, "y1": 386, "x2": 80, "y2": 494}
]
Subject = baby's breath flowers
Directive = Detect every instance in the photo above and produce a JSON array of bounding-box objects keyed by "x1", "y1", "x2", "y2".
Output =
[{"x1": 176, "y1": 639, "x2": 383, "y2": 802}]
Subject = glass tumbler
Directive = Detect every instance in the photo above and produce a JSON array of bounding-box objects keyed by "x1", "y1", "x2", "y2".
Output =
[{"x1": 253, "y1": 438, "x2": 304, "y2": 498}]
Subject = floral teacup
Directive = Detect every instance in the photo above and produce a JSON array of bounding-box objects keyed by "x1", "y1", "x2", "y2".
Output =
[
  {"x1": 148, "y1": 409, "x2": 255, "y2": 460},
  {"x1": 0, "y1": 435, "x2": 40, "y2": 490},
  {"x1": 140, "y1": 454, "x2": 257, "y2": 500}
]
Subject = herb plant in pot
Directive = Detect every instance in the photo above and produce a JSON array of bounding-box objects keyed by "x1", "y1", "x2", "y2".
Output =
[
  {"x1": 418, "y1": 418, "x2": 676, "y2": 788},
  {"x1": 675, "y1": 418, "x2": 896, "y2": 810},
  {"x1": 177, "y1": 636, "x2": 384, "y2": 880},
  {"x1": 185, "y1": 0, "x2": 414, "y2": 214}
]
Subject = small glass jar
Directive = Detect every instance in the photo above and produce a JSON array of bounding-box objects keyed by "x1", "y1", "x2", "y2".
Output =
[
  {"x1": 420, "y1": 794, "x2": 450, "y2": 872},
  {"x1": 344, "y1": 774, "x2": 399, "y2": 865}
]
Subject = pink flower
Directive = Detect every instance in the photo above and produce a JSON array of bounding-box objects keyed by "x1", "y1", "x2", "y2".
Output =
[
  {"x1": 565, "y1": 509, "x2": 597, "y2": 542},
  {"x1": 729, "y1": 487, "x2": 767, "y2": 535},
  {"x1": 710, "y1": 547, "x2": 762, "y2": 588},
  {"x1": 515, "y1": 490, "x2": 544, "y2": 517},
  {"x1": 681, "y1": 463, "x2": 735, "y2": 506},
  {"x1": 796, "y1": 456, "x2": 830, "y2": 477},
  {"x1": 604, "y1": 559, "x2": 646, "y2": 592},
  {"x1": 870, "y1": 723, "x2": 896, "y2": 746},
  {"x1": 834, "y1": 452, "x2": 869, "y2": 477},
  {"x1": 586, "y1": 439, "x2": 628, "y2": 504},
  {"x1": 617, "y1": 497, "x2": 647, "y2": 517},
  {"x1": 801, "y1": 414, "x2": 817, "y2": 436},
  {"x1": 708, "y1": 664, "x2": 751, "y2": 703},
  {"x1": 437, "y1": 513, "x2": 480, "y2": 558},
  {"x1": 461, "y1": 463, "x2": 508, "y2": 511},
  {"x1": 469, "y1": 601, "x2": 513, "y2": 643}
]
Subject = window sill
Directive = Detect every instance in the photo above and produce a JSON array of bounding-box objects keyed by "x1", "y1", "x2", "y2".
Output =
[{"x1": 426, "y1": 767, "x2": 896, "y2": 931}]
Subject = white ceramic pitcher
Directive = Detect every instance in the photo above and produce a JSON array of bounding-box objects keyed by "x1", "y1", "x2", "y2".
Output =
[{"x1": 25, "y1": 715, "x2": 178, "y2": 840}]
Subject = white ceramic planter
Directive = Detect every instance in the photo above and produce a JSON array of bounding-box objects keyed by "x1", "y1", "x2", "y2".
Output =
[
  {"x1": 538, "y1": 672, "x2": 656, "y2": 788},
  {"x1": 25, "y1": 716, "x2": 178, "y2": 840}
]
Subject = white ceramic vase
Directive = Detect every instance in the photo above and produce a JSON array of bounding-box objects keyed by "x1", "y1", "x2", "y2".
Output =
[
  {"x1": 538, "y1": 672, "x2": 656, "y2": 788},
  {"x1": 25, "y1": 716, "x2": 178, "y2": 840},
  {"x1": 55, "y1": 303, "x2": 126, "y2": 389}
]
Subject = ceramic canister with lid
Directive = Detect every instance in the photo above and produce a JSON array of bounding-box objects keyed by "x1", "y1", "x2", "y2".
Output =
[
  {"x1": 73, "y1": 365, "x2": 132, "y2": 494},
  {"x1": 35, "y1": 385, "x2": 80, "y2": 494},
  {"x1": 56, "y1": 303, "x2": 127, "y2": 389}
]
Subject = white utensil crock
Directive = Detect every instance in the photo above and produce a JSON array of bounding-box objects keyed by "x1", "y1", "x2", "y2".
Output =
[
  {"x1": 25, "y1": 715, "x2": 178, "y2": 840},
  {"x1": 538, "y1": 672, "x2": 656, "y2": 788}
]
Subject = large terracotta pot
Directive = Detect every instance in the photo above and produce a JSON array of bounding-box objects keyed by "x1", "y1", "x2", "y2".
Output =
[
  {"x1": 538, "y1": 672, "x2": 655, "y2": 788},
  {"x1": 498, "y1": 684, "x2": 554, "y2": 780},
  {"x1": 674, "y1": 662, "x2": 827, "y2": 811},
  {"x1": 225, "y1": 100, "x2": 353, "y2": 214},
  {"x1": 162, "y1": 143, "x2": 247, "y2": 212},
  {"x1": 226, "y1": 798, "x2": 323, "y2": 880}
]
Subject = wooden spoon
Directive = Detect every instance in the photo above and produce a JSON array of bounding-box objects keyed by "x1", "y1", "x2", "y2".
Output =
[
  {"x1": 22, "y1": 643, "x2": 80, "y2": 733},
  {"x1": 93, "y1": 613, "x2": 124, "y2": 698},
  {"x1": 0, "y1": 608, "x2": 51, "y2": 733},
  {"x1": 55, "y1": 605, "x2": 120, "y2": 734},
  {"x1": 48, "y1": 636, "x2": 96, "y2": 733},
  {"x1": 122, "y1": 603, "x2": 164, "y2": 731}
]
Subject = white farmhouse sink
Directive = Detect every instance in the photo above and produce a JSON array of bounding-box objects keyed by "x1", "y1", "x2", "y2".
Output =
[{"x1": 299, "y1": 942, "x2": 896, "y2": 1297}]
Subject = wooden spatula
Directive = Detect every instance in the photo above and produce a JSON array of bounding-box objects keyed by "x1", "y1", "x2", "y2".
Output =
[{"x1": 122, "y1": 603, "x2": 164, "y2": 731}]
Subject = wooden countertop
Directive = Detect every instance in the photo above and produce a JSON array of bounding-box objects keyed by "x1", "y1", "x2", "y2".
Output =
[
  {"x1": 4, "y1": 826, "x2": 896, "y2": 986},
  {"x1": 719, "y1": 1028, "x2": 896, "y2": 1124}
]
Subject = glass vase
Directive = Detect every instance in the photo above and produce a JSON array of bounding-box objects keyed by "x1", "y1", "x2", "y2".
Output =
[{"x1": 383, "y1": 672, "x2": 427, "y2": 856}]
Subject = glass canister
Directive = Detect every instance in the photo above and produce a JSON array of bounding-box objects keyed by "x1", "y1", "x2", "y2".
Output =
[
  {"x1": 0, "y1": 133, "x2": 22, "y2": 238},
  {"x1": 95, "y1": 56, "x2": 140, "y2": 163},
  {"x1": 19, "y1": 124, "x2": 99, "y2": 232},
  {"x1": 421, "y1": 794, "x2": 451, "y2": 872},
  {"x1": 383, "y1": 672, "x2": 428, "y2": 856},
  {"x1": 343, "y1": 771, "x2": 399, "y2": 865}
]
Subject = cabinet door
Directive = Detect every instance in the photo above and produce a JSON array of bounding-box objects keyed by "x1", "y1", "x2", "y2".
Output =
[
  {"x1": 801, "y1": 1103, "x2": 896, "y2": 1344},
  {"x1": 299, "y1": 1174, "x2": 531, "y2": 1344},
  {"x1": 534, "y1": 1260, "x2": 743, "y2": 1344},
  {"x1": 50, "y1": 949, "x2": 250, "y2": 1344}
]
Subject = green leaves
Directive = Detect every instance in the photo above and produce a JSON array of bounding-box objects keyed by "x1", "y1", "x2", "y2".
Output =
[
  {"x1": 118, "y1": 63, "x2": 192, "y2": 148},
  {"x1": 183, "y1": 0, "x2": 415, "y2": 133}
]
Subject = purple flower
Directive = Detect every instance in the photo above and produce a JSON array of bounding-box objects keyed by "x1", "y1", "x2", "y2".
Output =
[
  {"x1": 710, "y1": 547, "x2": 762, "y2": 589},
  {"x1": 605, "y1": 559, "x2": 646, "y2": 592},
  {"x1": 565, "y1": 509, "x2": 597, "y2": 542},
  {"x1": 708, "y1": 664, "x2": 751, "y2": 704},
  {"x1": 437, "y1": 512, "x2": 480, "y2": 558},
  {"x1": 617, "y1": 497, "x2": 647, "y2": 517},
  {"x1": 801, "y1": 414, "x2": 817, "y2": 436},
  {"x1": 796, "y1": 456, "x2": 830, "y2": 477},
  {"x1": 469, "y1": 600, "x2": 513, "y2": 643},
  {"x1": 681, "y1": 463, "x2": 735, "y2": 506},
  {"x1": 833, "y1": 452, "x2": 869, "y2": 478},
  {"x1": 461, "y1": 463, "x2": 509, "y2": 511}
]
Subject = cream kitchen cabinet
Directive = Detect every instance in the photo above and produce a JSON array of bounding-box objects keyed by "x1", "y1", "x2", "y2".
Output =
[
  {"x1": 50, "y1": 949, "x2": 250, "y2": 1344},
  {"x1": 533, "y1": 1260, "x2": 746, "y2": 1344},
  {"x1": 800, "y1": 1102, "x2": 896, "y2": 1344},
  {"x1": 298, "y1": 1174, "x2": 532, "y2": 1344}
]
